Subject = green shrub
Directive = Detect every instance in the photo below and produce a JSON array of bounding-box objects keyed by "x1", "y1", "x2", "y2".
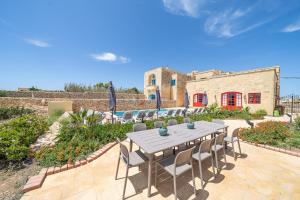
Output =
[
  {"x1": 0, "y1": 114, "x2": 48, "y2": 162},
  {"x1": 0, "y1": 107, "x2": 34, "y2": 120},
  {"x1": 294, "y1": 116, "x2": 300, "y2": 130},
  {"x1": 254, "y1": 109, "x2": 268, "y2": 117},
  {"x1": 239, "y1": 121, "x2": 290, "y2": 145},
  {"x1": 0, "y1": 90, "x2": 7, "y2": 97},
  {"x1": 34, "y1": 108, "x2": 275, "y2": 167}
]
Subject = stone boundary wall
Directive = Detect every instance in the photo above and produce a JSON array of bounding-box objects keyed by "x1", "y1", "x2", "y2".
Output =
[
  {"x1": 0, "y1": 97, "x2": 176, "y2": 113},
  {"x1": 3, "y1": 91, "x2": 146, "y2": 100}
]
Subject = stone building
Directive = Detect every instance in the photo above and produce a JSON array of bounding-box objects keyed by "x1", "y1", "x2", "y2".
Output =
[{"x1": 144, "y1": 66, "x2": 280, "y2": 115}]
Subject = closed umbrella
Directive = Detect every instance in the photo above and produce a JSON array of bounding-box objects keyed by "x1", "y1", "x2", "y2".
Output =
[
  {"x1": 203, "y1": 91, "x2": 208, "y2": 107},
  {"x1": 108, "y1": 81, "x2": 116, "y2": 123},
  {"x1": 184, "y1": 89, "x2": 189, "y2": 116},
  {"x1": 156, "y1": 87, "x2": 161, "y2": 119}
]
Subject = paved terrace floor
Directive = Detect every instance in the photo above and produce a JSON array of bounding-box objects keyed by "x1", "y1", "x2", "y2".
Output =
[{"x1": 22, "y1": 140, "x2": 300, "y2": 200}]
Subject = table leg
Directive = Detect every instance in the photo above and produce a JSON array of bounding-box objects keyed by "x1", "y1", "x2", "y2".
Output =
[
  {"x1": 147, "y1": 154, "x2": 153, "y2": 197},
  {"x1": 225, "y1": 127, "x2": 228, "y2": 149},
  {"x1": 129, "y1": 139, "x2": 133, "y2": 152}
]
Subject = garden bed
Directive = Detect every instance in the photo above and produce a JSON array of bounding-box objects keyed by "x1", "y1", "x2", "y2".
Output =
[
  {"x1": 239, "y1": 119, "x2": 300, "y2": 151},
  {"x1": 35, "y1": 107, "x2": 267, "y2": 167}
]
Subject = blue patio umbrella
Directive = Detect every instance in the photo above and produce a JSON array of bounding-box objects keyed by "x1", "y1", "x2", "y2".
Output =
[
  {"x1": 108, "y1": 81, "x2": 116, "y2": 123},
  {"x1": 183, "y1": 90, "x2": 189, "y2": 116},
  {"x1": 156, "y1": 87, "x2": 161, "y2": 118},
  {"x1": 203, "y1": 91, "x2": 208, "y2": 107}
]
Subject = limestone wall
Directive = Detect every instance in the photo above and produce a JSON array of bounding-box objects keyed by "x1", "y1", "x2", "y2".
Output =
[
  {"x1": 186, "y1": 69, "x2": 278, "y2": 115},
  {"x1": 0, "y1": 97, "x2": 176, "y2": 114},
  {"x1": 4, "y1": 91, "x2": 145, "y2": 100}
]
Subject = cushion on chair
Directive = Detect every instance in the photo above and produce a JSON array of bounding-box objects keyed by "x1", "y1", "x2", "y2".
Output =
[
  {"x1": 211, "y1": 144, "x2": 223, "y2": 152},
  {"x1": 157, "y1": 156, "x2": 192, "y2": 176},
  {"x1": 128, "y1": 150, "x2": 148, "y2": 167},
  {"x1": 192, "y1": 152, "x2": 211, "y2": 161},
  {"x1": 224, "y1": 136, "x2": 238, "y2": 143}
]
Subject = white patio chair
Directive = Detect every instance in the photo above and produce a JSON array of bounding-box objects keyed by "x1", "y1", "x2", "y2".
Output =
[
  {"x1": 224, "y1": 128, "x2": 242, "y2": 160},
  {"x1": 192, "y1": 139, "x2": 215, "y2": 189},
  {"x1": 167, "y1": 119, "x2": 178, "y2": 126},
  {"x1": 155, "y1": 146, "x2": 196, "y2": 200},
  {"x1": 115, "y1": 139, "x2": 148, "y2": 200},
  {"x1": 211, "y1": 133, "x2": 227, "y2": 170},
  {"x1": 154, "y1": 121, "x2": 164, "y2": 128}
]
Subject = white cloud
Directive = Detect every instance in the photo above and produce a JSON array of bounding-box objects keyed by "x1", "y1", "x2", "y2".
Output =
[
  {"x1": 24, "y1": 38, "x2": 50, "y2": 47},
  {"x1": 162, "y1": 0, "x2": 300, "y2": 39},
  {"x1": 282, "y1": 22, "x2": 300, "y2": 33},
  {"x1": 91, "y1": 52, "x2": 117, "y2": 62},
  {"x1": 204, "y1": 7, "x2": 270, "y2": 38},
  {"x1": 119, "y1": 56, "x2": 130, "y2": 63},
  {"x1": 162, "y1": 0, "x2": 205, "y2": 18},
  {"x1": 91, "y1": 52, "x2": 130, "y2": 63}
]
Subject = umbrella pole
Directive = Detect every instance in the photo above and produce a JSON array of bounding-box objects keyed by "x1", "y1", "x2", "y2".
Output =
[{"x1": 111, "y1": 111, "x2": 113, "y2": 124}]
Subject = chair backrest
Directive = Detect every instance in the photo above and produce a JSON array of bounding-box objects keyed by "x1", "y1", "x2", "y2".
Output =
[
  {"x1": 175, "y1": 146, "x2": 195, "y2": 167},
  {"x1": 167, "y1": 110, "x2": 174, "y2": 116},
  {"x1": 215, "y1": 133, "x2": 225, "y2": 145},
  {"x1": 123, "y1": 112, "x2": 133, "y2": 120},
  {"x1": 199, "y1": 139, "x2": 213, "y2": 154},
  {"x1": 146, "y1": 111, "x2": 155, "y2": 118},
  {"x1": 133, "y1": 123, "x2": 147, "y2": 132},
  {"x1": 167, "y1": 119, "x2": 178, "y2": 126},
  {"x1": 116, "y1": 138, "x2": 129, "y2": 164},
  {"x1": 212, "y1": 119, "x2": 225, "y2": 125},
  {"x1": 193, "y1": 108, "x2": 199, "y2": 113},
  {"x1": 154, "y1": 121, "x2": 164, "y2": 128},
  {"x1": 175, "y1": 109, "x2": 181, "y2": 116},
  {"x1": 182, "y1": 109, "x2": 187, "y2": 116},
  {"x1": 184, "y1": 118, "x2": 191, "y2": 123},
  {"x1": 232, "y1": 128, "x2": 240, "y2": 138},
  {"x1": 136, "y1": 111, "x2": 145, "y2": 119},
  {"x1": 198, "y1": 108, "x2": 204, "y2": 113}
]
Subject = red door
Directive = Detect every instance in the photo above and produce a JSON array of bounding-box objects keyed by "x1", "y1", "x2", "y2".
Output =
[
  {"x1": 221, "y1": 92, "x2": 242, "y2": 110},
  {"x1": 193, "y1": 93, "x2": 204, "y2": 107}
]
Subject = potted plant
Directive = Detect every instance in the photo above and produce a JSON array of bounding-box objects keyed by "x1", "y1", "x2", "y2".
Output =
[
  {"x1": 159, "y1": 123, "x2": 168, "y2": 136},
  {"x1": 187, "y1": 121, "x2": 195, "y2": 129}
]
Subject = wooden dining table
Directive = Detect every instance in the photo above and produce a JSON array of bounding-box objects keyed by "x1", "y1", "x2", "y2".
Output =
[{"x1": 126, "y1": 121, "x2": 228, "y2": 197}]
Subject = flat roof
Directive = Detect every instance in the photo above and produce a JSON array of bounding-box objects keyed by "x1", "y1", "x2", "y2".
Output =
[{"x1": 187, "y1": 66, "x2": 280, "y2": 83}]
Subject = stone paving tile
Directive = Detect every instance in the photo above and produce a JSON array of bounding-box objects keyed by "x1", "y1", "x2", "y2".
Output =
[{"x1": 22, "y1": 140, "x2": 300, "y2": 200}]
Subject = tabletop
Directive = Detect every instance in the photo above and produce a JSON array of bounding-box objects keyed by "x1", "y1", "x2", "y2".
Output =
[{"x1": 127, "y1": 121, "x2": 227, "y2": 154}]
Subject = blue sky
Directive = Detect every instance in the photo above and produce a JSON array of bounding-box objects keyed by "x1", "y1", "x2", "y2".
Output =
[{"x1": 0, "y1": 0, "x2": 300, "y2": 95}]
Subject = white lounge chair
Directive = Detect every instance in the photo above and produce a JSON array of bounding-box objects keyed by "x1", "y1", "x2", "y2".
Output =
[
  {"x1": 133, "y1": 111, "x2": 146, "y2": 123},
  {"x1": 120, "y1": 112, "x2": 133, "y2": 124},
  {"x1": 163, "y1": 109, "x2": 174, "y2": 117},
  {"x1": 173, "y1": 109, "x2": 182, "y2": 117},
  {"x1": 145, "y1": 110, "x2": 155, "y2": 120}
]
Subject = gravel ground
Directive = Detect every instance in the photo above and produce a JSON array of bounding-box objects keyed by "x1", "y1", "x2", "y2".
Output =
[{"x1": 0, "y1": 160, "x2": 41, "y2": 200}]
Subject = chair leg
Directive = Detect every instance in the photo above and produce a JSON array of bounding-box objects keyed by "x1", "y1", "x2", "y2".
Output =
[
  {"x1": 237, "y1": 139, "x2": 242, "y2": 155},
  {"x1": 191, "y1": 161, "x2": 197, "y2": 196},
  {"x1": 155, "y1": 163, "x2": 158, "y2": 187},
  {"x1": 198, "y1": 160, "x2": 204, "y2": 189},
  {"x1": 122, "y1": 165, "x2": 129, "y2": 200},
  {"x1": 173, "y1": 175, "x2": 177, "y2": 200},
  {"x1": 211, "y1": 155, "x2": 216, "y2": 178},
  {"x1": 115, "y1": 156, "x2": 121, "y2": 180},
  {"x1": 232, "y1": 142, "x2": 236, "y2": 161},
  {"x1": 223, "y1": 147, "x2": 227, "y2": 167},
  {"x1": 215, "y1": 151, "x2": 219, "y2": 170}
]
